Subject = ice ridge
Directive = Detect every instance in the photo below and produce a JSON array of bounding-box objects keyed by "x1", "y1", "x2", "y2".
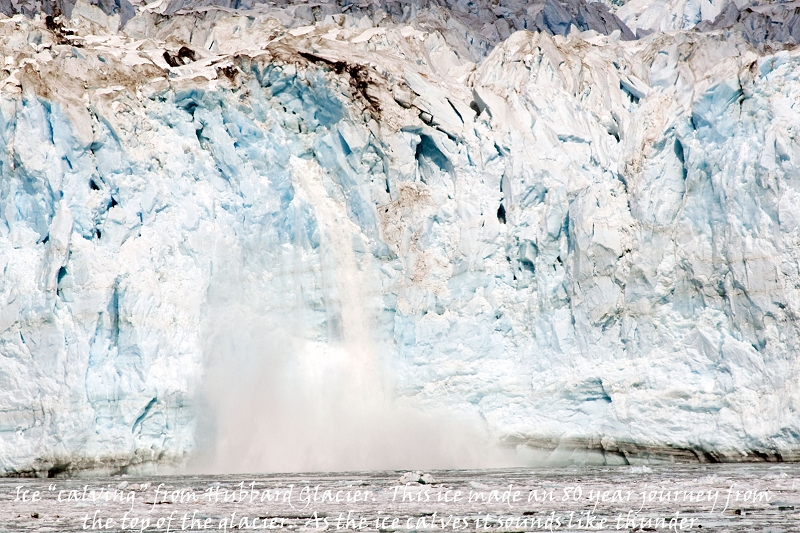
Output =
[{"x1": 0, "y1": 0, "x2": 800, "y2": 475}]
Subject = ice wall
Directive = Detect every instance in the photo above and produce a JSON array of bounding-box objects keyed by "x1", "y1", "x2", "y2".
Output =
[
  {"x1": 1, "y1": 1, "x2": 800, "y2": 475},
  {"x1": 697, "y1": 1, "x2": 800, "y2": 48},
  {"x1": 0, "y1": 0, "x2": 634, "y2": 47}
]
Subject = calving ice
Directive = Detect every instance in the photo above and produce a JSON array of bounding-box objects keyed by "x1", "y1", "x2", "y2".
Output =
[{"x1": 1, "y1": 0, "x2": 800, "y2": 474}]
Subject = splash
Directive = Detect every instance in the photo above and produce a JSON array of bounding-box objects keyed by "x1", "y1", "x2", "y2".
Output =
[{"x1": 190, "y1": 158, "x2": 516, "y2": 474}]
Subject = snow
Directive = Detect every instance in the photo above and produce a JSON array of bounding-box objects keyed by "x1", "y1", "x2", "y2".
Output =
[{"x1": 0, "y1": 0, "x2": 799, "y2": 474}]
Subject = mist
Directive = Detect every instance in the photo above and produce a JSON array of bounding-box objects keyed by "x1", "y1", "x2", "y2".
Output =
[
  {"x1": 187, "y1": 159, "x2": 521, "y2": 474},
  {"x1": 190, "y1": 316, "x2": 519, "y2": 473}
]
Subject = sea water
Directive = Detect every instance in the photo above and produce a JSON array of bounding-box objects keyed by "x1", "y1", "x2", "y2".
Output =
[{"x1": 2, "y1": 464, "x2": 799, "y2": 532}]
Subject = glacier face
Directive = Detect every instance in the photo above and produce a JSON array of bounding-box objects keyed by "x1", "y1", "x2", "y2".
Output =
[{"x1": 1, "y1": 0, "x2": 800, "y2": 474}]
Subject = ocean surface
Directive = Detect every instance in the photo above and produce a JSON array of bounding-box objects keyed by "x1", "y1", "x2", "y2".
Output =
[{"x1": 2, "y1": 464, "x2": 799, "y2": 532}]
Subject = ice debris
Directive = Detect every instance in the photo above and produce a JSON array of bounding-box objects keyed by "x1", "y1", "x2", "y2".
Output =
[{"x1": 399, "y1": 471, "x2": 436, "y2": 484}]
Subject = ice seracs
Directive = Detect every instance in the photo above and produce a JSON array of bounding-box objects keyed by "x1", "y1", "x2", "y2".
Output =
[{"x1": 0, "y1": 0, "x2": 799, "y2": 475}]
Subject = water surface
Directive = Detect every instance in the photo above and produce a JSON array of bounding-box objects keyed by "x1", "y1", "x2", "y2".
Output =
[{"x1": 2, "y1": 464, "x2": 798, "y2": 531}]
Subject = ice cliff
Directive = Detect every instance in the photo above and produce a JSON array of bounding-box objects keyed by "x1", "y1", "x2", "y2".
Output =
[{"x1": 1, "y1": 0, "x2": 800, "y2": 475}]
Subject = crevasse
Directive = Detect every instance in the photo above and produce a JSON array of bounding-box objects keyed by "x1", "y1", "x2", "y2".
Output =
[{"x1": 1, "y1": 1, "x2": 799, "y2": 474}]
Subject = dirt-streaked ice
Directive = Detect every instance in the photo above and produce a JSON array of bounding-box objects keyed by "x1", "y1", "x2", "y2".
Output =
[{"x1": 1, "y1": 0, "x2": 799, "y2": 474}]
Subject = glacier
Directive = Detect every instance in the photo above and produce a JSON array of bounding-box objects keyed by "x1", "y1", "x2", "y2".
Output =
[{"x1": 1, "y1": 0, "x2": 800, "y2": 475}]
